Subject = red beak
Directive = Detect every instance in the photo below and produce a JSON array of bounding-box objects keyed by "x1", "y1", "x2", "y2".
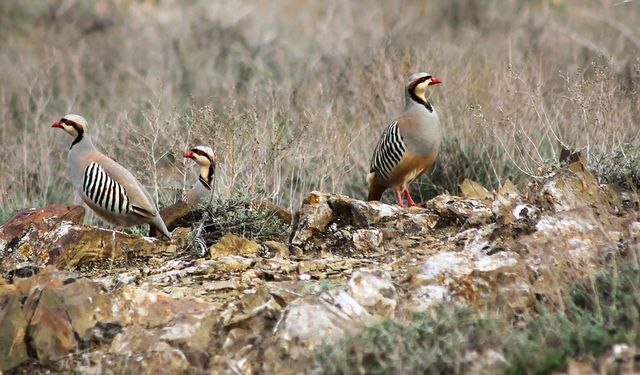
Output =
[
  {"x1": 52, "y1": 120, "x2": 63, "y2": 128},
  {"x1": 184, "y1": 150, "x2": 194, "y2": 158},
  {"x1": 429, "y1": 77, "x2": 442, "y2": 85}
]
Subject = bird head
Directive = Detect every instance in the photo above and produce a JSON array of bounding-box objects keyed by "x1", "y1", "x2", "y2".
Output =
[
  {"x1": 184, "y1": 145, "x2": 215, "y2": 167},
  {"x1": 406, "y1": 72, "x2": 442, "y2": 104},
  {"x1": 51, "y1": 114, "x2": 88, "y2": 138}
]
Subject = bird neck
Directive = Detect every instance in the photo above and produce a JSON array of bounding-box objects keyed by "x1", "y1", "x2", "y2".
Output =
[
  {"x1": 405, "y1": 90, "x2": 434, "y2": 113},
  {"x1": 69, "y1": 133, "x2": 95, "y2": 153},
  {"x1": 198, "y1": 164, "x2": 214, "y2": 191},
  {"x1": 69, "y1": 128, "x2": 88, "y2": 150}
]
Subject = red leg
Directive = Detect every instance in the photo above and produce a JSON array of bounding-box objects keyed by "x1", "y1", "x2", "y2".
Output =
[
  {"x1": 404, "y1": 189, "x2": 417, "y2": 207},
  {"x1": 395, "y1": 189, "x2": 405, "y2": 207}
]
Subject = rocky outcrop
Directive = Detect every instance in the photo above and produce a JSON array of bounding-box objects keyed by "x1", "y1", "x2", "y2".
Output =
[
  {"x1": 0, "y1": 161, "x2": 638, "y2": 373},
  {"x1": 0, "y1": 205, "x2": 85, "y2": 277},
  {"x1": 0, "y1": 294, "x2": 29, "y2": 370},
  {"x1": 0, "y1": 204, "x2": 183, "y2": 277},
  {"x1": 0, "y1": 268, "x2": 219, "y2": 372}
]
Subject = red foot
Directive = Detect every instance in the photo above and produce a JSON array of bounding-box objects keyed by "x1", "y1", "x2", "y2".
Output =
[
  {"x1": 403, "y1": 188, "x2": 417, "y2": 207},
  {"x1": 395, "y1": 189, "x2": 405, "y2": 207}
]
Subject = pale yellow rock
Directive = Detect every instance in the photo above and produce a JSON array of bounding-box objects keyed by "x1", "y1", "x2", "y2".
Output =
[
  {"x1": 213, "y1": 256, "x2": 254, "y2": 272},
  {"x1": 210, "y1": 233, "x2": 261, "y2": 258},
  {"x1": 497, "y1": 179, "x2": 520, "y2": 196},
  {"x1": 459, "y1": 179, "x2": 492, "y2": 199},
  {"x1": 263, "y1": 240, "x2": 289, "y2": 257}
]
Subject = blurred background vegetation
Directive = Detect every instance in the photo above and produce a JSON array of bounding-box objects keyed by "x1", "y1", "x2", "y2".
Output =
[{"x1": 0, "y1": 0, "x2": 638, "y2": 221}]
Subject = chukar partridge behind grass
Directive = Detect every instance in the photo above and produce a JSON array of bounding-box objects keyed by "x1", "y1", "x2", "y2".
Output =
[
  {"x1": 52, "y1": 114, "x2": 171, "y2": 239},
  {"x1": 149, "y1": 145, "x2": 216, "y2": 237},
  {"x1": 183, "y1": 145, "x2": 215, "y2": 206},
  {"x1": 367, "y1": 72, "x2": 443, "y2": 207}
]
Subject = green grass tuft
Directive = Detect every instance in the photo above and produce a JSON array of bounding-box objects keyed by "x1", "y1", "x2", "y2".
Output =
[{"x1": 316, "y1": 260, "x2": 640, "y2": 375}]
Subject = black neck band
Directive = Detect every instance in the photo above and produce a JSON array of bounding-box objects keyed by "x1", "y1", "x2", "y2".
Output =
[
  {"x1": 408, "y1": 78, "x2": 434, "y2": 112},
  {"x1": 409, "y1": 91, "x2": 434, "y2": 112},
  {"x1": 199, "y1": 175, "x2": 212, "y2": 191},
  {"x1": 70, "y1": 125, "x2": 84, "y2": 150}
]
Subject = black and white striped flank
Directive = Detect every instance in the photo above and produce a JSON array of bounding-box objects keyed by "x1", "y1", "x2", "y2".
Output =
[
  {"x1": 370, "y1": 121, "x2": 406, "y2": 180},
  {"x1": 82, "y1": 162, "x2": 130, "y2": 214}
]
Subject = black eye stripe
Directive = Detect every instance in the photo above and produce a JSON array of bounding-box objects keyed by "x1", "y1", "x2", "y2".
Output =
[{"x1": 61, "y1": 118, "x2": 78, "y2": 127}]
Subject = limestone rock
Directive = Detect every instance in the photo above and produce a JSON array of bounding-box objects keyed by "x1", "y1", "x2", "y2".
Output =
[
  {"x1": 352, "y1": 229, "x2": 383, "y2": 253},
  {"x1": 0, "y1": 206, "x2": 176, "y2": 273},
  {"x1": 109, "y1": 325, "x2": 157, "y2": 354},
  {"x1": 0, "y1": 205, "x2": 85, "y2": 275},
  {"x1": 215, "y1": 255, "x2": 255, "y2": 272},
  {"x1": 113, "y1": 285, "x2": 215, "y2": 328},
  {"x1": 517, "y1": 207, "x2": 622, "y2": 305},
  {"x1": 492, "y1": 179, "x2": 525, "y2": 223},
  {"x1": 159, "y1": 309, "x2": 217, "y2": 367},
  {"x1": 290, "y1": 191, "x2": 440, "y2": 253},
  {"x1": 53, "y1": 226, "x2": 173, "y2": 269},
  {"x1": 0, "y1": 205, "x2": 85, "y2": 242},
  {"x1": 0, "y1": 294, "x2": 29, "y2": 371},
  {"x1": 262, "y1": 269, "x2": 398, "y2": 374},
  {"x1": 3, "y1": 159, "x2": 640, "y2": 374},
  {"x1": 27, "y1": 287, "x2": 77, "y2": 361},
  {"x1": 210, "y1": 232, "x2": 261, "y2": 258},
  {"x1": 460, "y1": 179, "x2": 492, "y2": 199},
  {"x1": 108, "y1": 286, "x2": 219, "y2": 372},
  {"x1": 411, "y1": 225, "x2": 529, "y2": 312},
  {"x1": 56, "y1": 278, "x2": 113, "y2": 341},
  {"x1": 0, "y1": 269, "x2": 120, "y2": 368},
  {"x1": 112, "y1": 339, "x2": 191, "y2": 374},
  {"x1": 263, "y1": 240, "x2": 290, "y2": 257},
  {"x1": 289, "y1": 191, "x2": 336, "y2": 247},
  {"x1": 537, "y1": 161, "x2": 613, "y2": 212},
  {"x1": 264, "y1": 296, "x2": 363, "y2": 374},
  {"x1": 347, "y1": 269, "x2": 396, "y2": 317},
  {"x1": 426, "y1": 194, "x2": 494, "y2": 226}
]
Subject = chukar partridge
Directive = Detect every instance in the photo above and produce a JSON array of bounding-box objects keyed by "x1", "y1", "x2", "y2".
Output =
[
  {"x1": 183, "y1": 145, "x2": 216, "y2": 206},
  {"x1": 149, "y1": 145, "x2": 216, "y2": 237},
  {"x1": 52, "y1": 114, "x2": 171, "y2": 239},
  {"x1": 367, "y1": 72, "x2": 442, "y2": 207}
]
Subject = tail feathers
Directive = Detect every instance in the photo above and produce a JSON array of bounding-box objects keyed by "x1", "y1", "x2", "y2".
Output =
[
  {"x1": 149, "y1": 215, "x2": 171, "y2": 240},
  {"x1": 367, "y1": 173, "x2": 386, "y2": 201}
]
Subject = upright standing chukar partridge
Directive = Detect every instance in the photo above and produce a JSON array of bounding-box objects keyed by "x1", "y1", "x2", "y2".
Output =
[
  {"x1": 367, "y1": 72, "x2": 442, "y2": 207},
  {"x1": 183, "y1": 145, "x2": 215, "y2": 206},
  {"x1": 52, "y1": 114, "x2": 171, "y2": 239}
]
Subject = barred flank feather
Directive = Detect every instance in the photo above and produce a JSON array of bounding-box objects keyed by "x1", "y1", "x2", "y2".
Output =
[
  {"x1": 370, "y1": 121, "x2": 406, "y2": 180},
  {"x1": 83, "y1": 162, "x2": 130, "y2": 214}
]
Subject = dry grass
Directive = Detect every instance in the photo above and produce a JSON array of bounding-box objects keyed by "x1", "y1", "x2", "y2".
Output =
[{"x1": 0, "y1": 0, "x2": 638, "y2": 221}]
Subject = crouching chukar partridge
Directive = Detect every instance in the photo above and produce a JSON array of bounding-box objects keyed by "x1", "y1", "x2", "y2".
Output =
[
  {"x1": 149, "y1": 145, "x2": 216, "y2": 236},
  {"x1": 183, "y1": 145, "x2": 215, "y2": 206},
  {"x1": 367, "y1": 72, "x2": 442, "y2": 207},
  {"x1": 52, "y1": 114, "x2": 171, "y2": 239}
]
